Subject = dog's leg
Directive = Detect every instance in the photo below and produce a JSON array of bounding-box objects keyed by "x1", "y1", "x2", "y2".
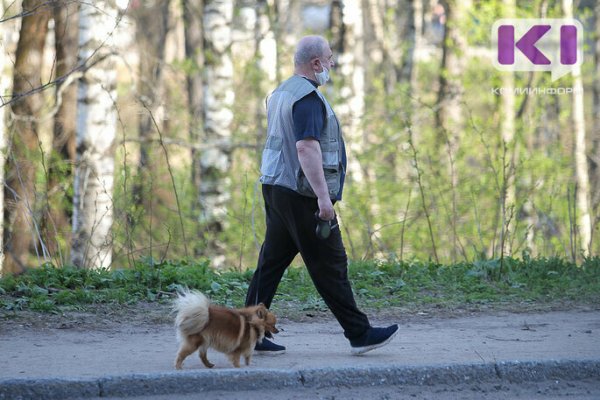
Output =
[
  {"x1": 174, "y1": 340, "x2": 197, "y2": 370},
  {"x1": 190, "y1": 337, "x2": 214, "y2": 368},
  {"x1": 243, "y1": 346, "x2": 253, "y2": 366},
  {"x1": 199, "y1": 349, "x2": 215, "y2": 369},
  {"x1": 229, "y1": 352, "x2": 241, "y2": 368}
]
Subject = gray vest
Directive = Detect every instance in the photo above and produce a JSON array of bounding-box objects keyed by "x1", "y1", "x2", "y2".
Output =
[{"x1": 259, "y1": 75, "x2": 345, "y2": 199}]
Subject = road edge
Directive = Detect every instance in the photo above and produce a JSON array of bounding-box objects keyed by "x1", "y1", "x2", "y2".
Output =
[{"x1": 1, "y1": 359, "x2": 598, "y2": 399}]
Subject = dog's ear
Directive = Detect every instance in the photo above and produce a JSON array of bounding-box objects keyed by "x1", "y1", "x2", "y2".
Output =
[{"x1": 256, "y1": 304, "x2": 267, "y2": 319}]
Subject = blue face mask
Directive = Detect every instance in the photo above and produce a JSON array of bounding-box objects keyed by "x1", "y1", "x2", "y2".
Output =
[{"x1": 315, "y1": 62, "x2": 330, "y2": 86}]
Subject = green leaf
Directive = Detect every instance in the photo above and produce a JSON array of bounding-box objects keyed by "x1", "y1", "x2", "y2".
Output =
[{"x1": 210, "y1": 281, "x2": 222, "y2": 292}]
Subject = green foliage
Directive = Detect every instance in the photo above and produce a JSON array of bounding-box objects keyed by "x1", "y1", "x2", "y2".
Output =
[
  {"x1": 9, "y1": 2, "x2": 598, "y2": 273},
  {"x1": 0, "y1": 259, "x2": 248, "y2": 311},
  {"x1": 1, "y1": 257, "x2": 598, "y2": 314}
]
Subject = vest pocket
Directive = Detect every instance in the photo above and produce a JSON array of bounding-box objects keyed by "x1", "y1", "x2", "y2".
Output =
[
  {"x1": 297, "y1": 168, "x2": 341, "y2": 199},
  {"x1": 325, "y1": 169, "x2": 341, "y2": 197},
  {"x1": 321, "y1": 141, "x2": 339, "y2": 169},
  {"x1": 260, "y1": 135, "x2": 283, "y2": 177}
]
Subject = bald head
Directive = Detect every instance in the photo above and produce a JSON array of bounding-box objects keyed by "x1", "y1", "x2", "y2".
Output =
[{"x1": 294, "y1": 35, "x2": 328, "y2": 67}]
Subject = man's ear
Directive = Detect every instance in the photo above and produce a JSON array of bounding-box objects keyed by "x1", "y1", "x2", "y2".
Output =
[{"x1": 310, "y1": 57, "x2": 321, "y2": 71}]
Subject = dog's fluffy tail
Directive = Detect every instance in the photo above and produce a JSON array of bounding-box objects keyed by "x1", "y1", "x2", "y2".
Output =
[{"x1": 174, "y1": 290, "x2": 210, "y2": 340}]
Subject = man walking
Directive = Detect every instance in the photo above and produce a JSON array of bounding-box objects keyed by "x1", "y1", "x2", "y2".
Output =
[{"x1": 246, "y1": 35, "x2": 398, "y2": 355}]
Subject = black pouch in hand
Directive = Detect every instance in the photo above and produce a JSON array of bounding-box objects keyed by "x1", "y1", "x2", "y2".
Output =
[{"x1": 315, "y1": 211, "x2": 339, "y2": 240}]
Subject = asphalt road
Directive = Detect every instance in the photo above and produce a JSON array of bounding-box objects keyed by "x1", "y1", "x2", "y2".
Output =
[{"x1": 84, "y1": 379, "x2": 600, "y2": 400}]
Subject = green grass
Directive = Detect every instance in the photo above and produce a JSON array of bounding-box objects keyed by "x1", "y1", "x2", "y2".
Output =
[{"x1": 1, "y1": 256, "x2": 599, "y2": 314}]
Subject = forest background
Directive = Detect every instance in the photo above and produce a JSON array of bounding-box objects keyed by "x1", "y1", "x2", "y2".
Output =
[{"x1": 0, "y1": 0, "x2": 599, "y2": 276}]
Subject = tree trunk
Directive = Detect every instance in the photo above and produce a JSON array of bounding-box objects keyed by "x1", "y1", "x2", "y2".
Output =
[
  {"x1": 0, "y1": 0, "x2": 10, "y2": 274},
  {"x1": 331, "y1": 0, "x2": 365, "y2": 183},
  {"x1": 272, "y1": 0, "x2": 299, "y2": 79},
  {"x1": 42, "y1": 0, "x2": 79, "y2": 265},
  {"x1": 128, "y1": 0, "x2": 170, "y2": 238},
  {"x1": 435, "y1": 0, "x2": 466, "y2": 105},
  {"x1": 591, "y1": 0, "x2": 600, "y2": 245},
  {"x1": 254, "y1": 0, "x2": 276, "y2": 85},
  {"x1": 265, "y1": 0, "x2": 285, "y2": 83},
  {"x1": 435, "y1": 0, "x2": 469, "y2": 261},
  {"x1": 183, "y1": 0, "x2": 204, "y2": 190},
  {"x1": 360, "y1": 0, "x2": 384, "y2": 241},
  {"x1": 71, "y1": 0, "x2": 118, "y2": 269},
  {"x1": 128, "y1": 0, "x2": 171, "y2": 263},
  {"x1": 131, "y1": 0, "x2": 171, "y2": 212},
  {"x1": 3, "y1": 0, "x2": 51, "y2": 274},
  {"x1": 563, "y1": 0, "x2": 591, "y2": 257},
  {"x1": 436, "y1": 0, "x2": 467, "y2": 134},
  {"x1": 413, "y1": 0, "x2": 425, "y2": 63},
  {"x1": 396, "y1": 0, "x2": 416, "y2": 90},
  {"x1": 500, "y1": 0, "x2": 516, "y2": 257},
  {"x1": 183, "y1": 0, "x2": 205, "y2": 257},
  {"x1": 253, "y1": 0, "x2": 276, "y2": 116},
  {"x1": 200, "y1": 0, "x2": 234, "y2": 266}
]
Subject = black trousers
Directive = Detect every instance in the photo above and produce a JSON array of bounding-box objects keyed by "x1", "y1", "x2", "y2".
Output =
[{"x1": 245, "y1": 184, "x2": 370, "y2": 340}]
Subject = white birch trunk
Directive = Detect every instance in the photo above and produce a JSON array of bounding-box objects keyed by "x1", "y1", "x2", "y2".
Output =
[
  {"x1": 256, "y1": 1, "x2": 277, "y2": 85},
  {"x1": 254, "y1": 0, "x2": 276, "y2": 161},
  {"x1": 0, "y1": 0, "x2": 8, "y2": 273},
  {"x1": 183, "y1": 0, "x2": 205, "y2": 258},
  {"x1": 201, "y1": 0, "x2": 234, "y2": 265},
  {"x1": 71, "y1": 1, "x2": 118, "y2": 269},
  {"x1": 413, "y1": 0, "x2": 424, "y2": 58},
  {"x1": 572, "y1": 65, "x2": 592, "y2": 256},
  {"x1": 336, "y1": 0, "x2": 365, "y2": 183},
  {"x1": 563, "y1": 0, "x2": 591, "y2": 257}
]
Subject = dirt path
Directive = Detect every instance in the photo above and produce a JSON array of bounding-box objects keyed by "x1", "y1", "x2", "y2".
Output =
[{"x1": 1, "y1": 305, "x2": 598, "y2": 379}]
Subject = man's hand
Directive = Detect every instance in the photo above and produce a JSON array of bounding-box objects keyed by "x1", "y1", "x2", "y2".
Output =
[
  {"x1": 296, "y1": 138, "x2": 335, "y2": 221},
  {"x1": 317, "y1": 197, "x2": 335, "y2": 221}
]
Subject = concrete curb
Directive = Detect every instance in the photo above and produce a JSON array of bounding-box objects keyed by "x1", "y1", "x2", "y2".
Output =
[{"x1": 1, "y1": 360, "x2": 599, "y2": 400}]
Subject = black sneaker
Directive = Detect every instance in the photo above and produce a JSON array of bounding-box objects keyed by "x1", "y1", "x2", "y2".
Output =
[
  {"x1": 350, "y1": 324, "x2": 399, "y2": 355},
  {"x1": 255, "y1": 338, "x2": 286, "y2": 355}
]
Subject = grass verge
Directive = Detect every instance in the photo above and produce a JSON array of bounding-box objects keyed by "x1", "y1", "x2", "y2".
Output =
[{"x1": 1, "y1": 256, "x2": 599, "y2": 316}]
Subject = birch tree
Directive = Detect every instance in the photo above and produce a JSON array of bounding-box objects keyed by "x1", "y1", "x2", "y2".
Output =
[
  {"x1": 71, "y1": 0, "x2": 118, "y2": 269},
  {"x1": 253, "y1": 0, "x2": 276, "y2": 139},
  {"x1": 200, "y1": 0, "x2": 234, "y2": 265},
  {"x1": 183, "y1": 0, "x2": 205, "y2": 256},
  {"x1": 0, "y1": 0, "x2": 10, "y2": 273},
  {"x1": 235, "y1": 0, "x2": 276, "y2": 152},
  {"x1": 3, "y1": 0, "x2": 51, "y2": 274},
  {"x1": 563, "y1": 0, "x2": 591, "y2": 256},
  {"x1": 592, "y1": 0, "x2": 600, "y2": 236},
  {"x1": 500, "y1": 0, "x2": 516, "y2": 256},
  {"x1": 331, "y1": 0, "x2": 365, "y2": 183},
  {"x1": 253, "y1": 0, "x2": 276, "y2": 84},
  {"x1": 43, "y1": 0, "x2": 79, "y2": 263}
]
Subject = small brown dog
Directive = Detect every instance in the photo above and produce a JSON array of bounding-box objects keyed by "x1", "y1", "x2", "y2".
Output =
[{"x1": 173, "y1": 290, "x2": 279, "y2": 369}]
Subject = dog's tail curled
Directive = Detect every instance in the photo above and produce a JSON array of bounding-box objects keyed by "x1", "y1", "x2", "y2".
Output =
[{"x1": 174, "y1": 290, "x2": 210, "y2": 340}]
